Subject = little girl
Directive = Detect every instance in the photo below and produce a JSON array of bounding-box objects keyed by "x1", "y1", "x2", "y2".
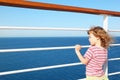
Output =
[{"x1": 75, "y1": 26, "x2": 113, "y2": 80}]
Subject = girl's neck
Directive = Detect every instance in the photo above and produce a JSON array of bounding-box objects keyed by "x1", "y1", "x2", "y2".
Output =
[
  {"x1": 95, "y1": 45, "x2": 103, "y2": 49},
  {"x1": 95, "y1": 40, "x2": 102, "y2": 48}
]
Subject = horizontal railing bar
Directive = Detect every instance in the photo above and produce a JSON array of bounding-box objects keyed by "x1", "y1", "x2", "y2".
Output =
[
  {"x1": 0, "y1": 0, "x2": 120, "y2": 17},
  {"x1": 108, "y1": 71, "x2": 120, "y2": 76},
  {"x1": 0, "y1": 45, "x2": 90, "y2": 53},
  {"x1": 109, "y1": 58, "x2": 120, "y2": 61},
  {"x1": 1, "y1": 26, "x2": 120, "y2": 32},
  {"x1": 110, "y1": 44, "x2": 120, "y2": 46},
  {"x1": 109, "y1": 30, "x2": 120, "y2": 32},
  {"x1": 79, "y1": 78, "x2": 86, "y2": 80},
  {"x1": 0, "y1": 62, "x2": 82, "y2": 76},
  {"x1": 0, "y1": 46, "x2": 75, "y2": 53},
  {"x1": 0, "y1": 57, "x2": 119, "y2": 76},
  {"x1": 0, "y1": 44, "x2": 120, "y2": 53},
  {"x1": 0, "y1": 26, "x2": 88, "y2": 31}
]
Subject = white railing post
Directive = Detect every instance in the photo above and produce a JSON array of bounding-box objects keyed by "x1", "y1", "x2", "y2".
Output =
[
  {"x1": 103, "y1": 15, "x2": 108, "y2": 31},
  {"x1": 103, "y1": 15, "x2": 108, "y2": 76}
]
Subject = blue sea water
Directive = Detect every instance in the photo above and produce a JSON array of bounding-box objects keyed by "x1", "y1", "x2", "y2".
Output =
[{"x1": 0, "y1": 37, "x2": 120, "y2": 80}]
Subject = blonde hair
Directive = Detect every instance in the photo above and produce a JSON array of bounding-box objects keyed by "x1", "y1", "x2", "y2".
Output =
[{"x1": 87, "y1": 26, "x2": 113, "y2": 49}]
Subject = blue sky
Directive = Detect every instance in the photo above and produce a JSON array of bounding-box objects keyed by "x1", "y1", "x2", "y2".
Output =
[{"x1": 0, "y1": 0, "x2": 120, "y2": 37}]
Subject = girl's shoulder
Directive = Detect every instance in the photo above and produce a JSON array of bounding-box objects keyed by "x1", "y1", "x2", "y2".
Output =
[
  {"x1": 89, "y1": 46, "x2": 107, "y2": 51},
  {"x1": 89, "y1": 46, "x2": 97, "y2": 50}
]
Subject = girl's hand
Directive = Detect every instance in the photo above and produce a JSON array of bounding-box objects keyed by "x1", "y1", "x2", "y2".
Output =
[
  {"x1": 75, "y1": 44, "x2": 88, "y2": 65},
  {"x1": 75, "y1": 44, "x2": 82, "y2": 52}
]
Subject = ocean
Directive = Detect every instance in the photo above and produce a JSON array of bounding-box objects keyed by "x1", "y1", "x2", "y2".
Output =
[{"x1": 0, "y1": 37, "x2": 120, "y2": 80}]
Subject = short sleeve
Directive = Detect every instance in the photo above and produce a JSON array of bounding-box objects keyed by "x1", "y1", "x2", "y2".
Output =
[{"x1": 84, "y1": 47, "x2": 94, "y2": 60}]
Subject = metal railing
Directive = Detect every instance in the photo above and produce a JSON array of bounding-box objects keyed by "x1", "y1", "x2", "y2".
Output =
[
  {"x1": 0, "y1": 43, "x2": 120, "y2": 53},
  {"x1": 0, "y1": 42, "x2": 120, "y2": 77},
  {"x1": 0, "y1": 26, "x2": 88, "y2": 31},
  {"x1": 0, "y1": 27, "x2": 120, "y2": 80}
]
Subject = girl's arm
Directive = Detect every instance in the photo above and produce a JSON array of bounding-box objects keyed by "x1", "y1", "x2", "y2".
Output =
[{"x1": 75, "y1": 45, "x2": 89, "y2": 65}]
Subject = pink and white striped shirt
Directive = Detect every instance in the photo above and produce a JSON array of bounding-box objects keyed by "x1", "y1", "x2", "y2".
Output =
[{"x1": 84, "y1": 46, "x2": 107, "y2": 76}]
